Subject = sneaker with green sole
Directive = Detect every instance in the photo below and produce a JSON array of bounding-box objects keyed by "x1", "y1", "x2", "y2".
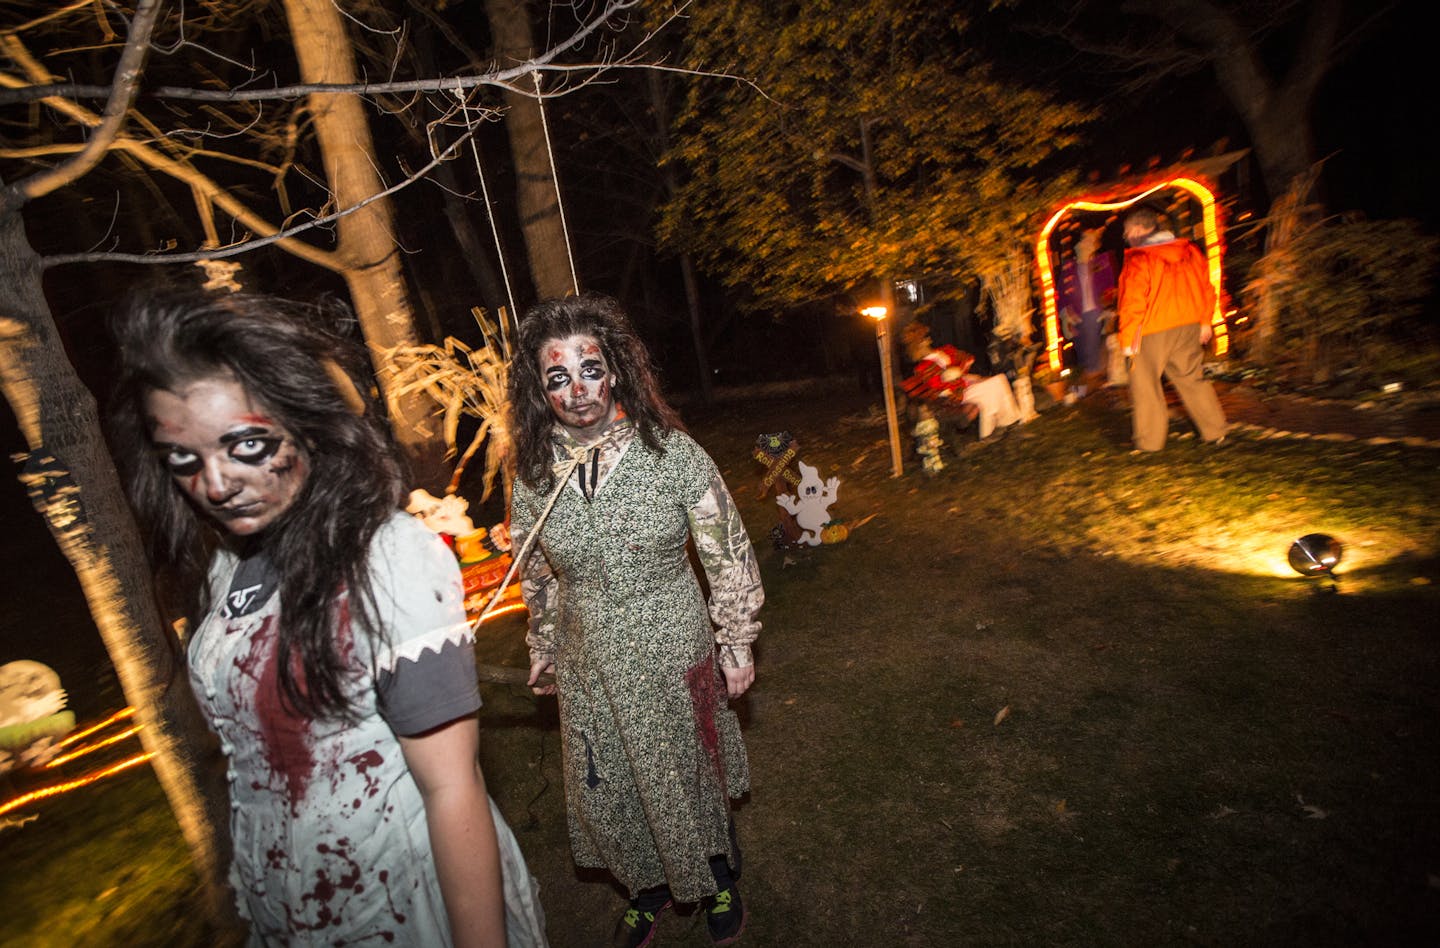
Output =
[
  {"x1": 705, "y1": 886, "x2": 746, "y2": 945},
  {"x1": 611, "y1": 898, "x2": 670, "y2": 948}
]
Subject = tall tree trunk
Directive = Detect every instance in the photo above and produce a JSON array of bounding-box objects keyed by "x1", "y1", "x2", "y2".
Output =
[
  {"x1": 404, "y1": 25, "x2": 513, "y2": 319},
  {"x1": 677, "y1": 253, "x2": 713, "y2": 403},
  {"x1": 1124, "y1": 0, "x2": 1341, "y2": 363},
  {"x1": 645, "y1": 69, "x2": 713, "y2": 404},
  {"x1": 1128, "y1": 0, "x2": 1340, "y2": 207},
  {"x1": 0, "y1": 197, "x2": 237, "y2": 932},
  {"x1": 436, "y1": 157, "x2": 512, "y2": 318},
  {"x1": 281, "y1": 0, "x2": 447, "y2": 489},
  {"x1": 484, "y1": 0, "x2": 578, "y2": 301}
]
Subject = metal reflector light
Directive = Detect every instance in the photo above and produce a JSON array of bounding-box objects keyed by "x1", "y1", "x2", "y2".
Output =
[{"x1": 1288, "y1": 533, "x2": 1342, "y2": 577}]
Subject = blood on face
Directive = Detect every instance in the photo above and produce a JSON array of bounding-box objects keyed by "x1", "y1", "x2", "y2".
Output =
[
  {"x1": 145, "y1": 373, "x2": 309, "y2": 536},
  {"x1": 538, "y1": 334, "x2": 618, "y2": 442}
]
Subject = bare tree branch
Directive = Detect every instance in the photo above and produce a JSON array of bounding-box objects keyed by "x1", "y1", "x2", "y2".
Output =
[
  {"x1": 41, "y1": 115, "x2": 479, "y2": 268},
  {"x1": 0, "y1": 1, "x2": 767, "y2": 109},
  {"x1": 1277, "y1": 0, "x2": 1343, "y2": 107},
  {"x1": 2, "y1": 0, "x2": 763, "y2": 285},
  {"x1": 1, "y1": 0, "x2": 162, "y2": 209},
  {"x1": 0, "y1": 0, "x2": 646, "y2": 106},
  {"x1": 0, "y1": 0, "x2": 97, "y2": 35},
  {"x1": 0, "y1": 55, "x2": 341, "y2": 269}
]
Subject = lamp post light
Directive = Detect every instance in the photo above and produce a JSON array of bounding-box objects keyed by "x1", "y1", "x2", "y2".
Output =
[{"x1": 862, "y1": 305, "x2": 904, "y2": 478}]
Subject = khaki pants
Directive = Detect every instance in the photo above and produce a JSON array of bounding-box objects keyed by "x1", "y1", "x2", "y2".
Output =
[{"x1": 1130, "y1": 323, "x2": 1227, "y2": 451}]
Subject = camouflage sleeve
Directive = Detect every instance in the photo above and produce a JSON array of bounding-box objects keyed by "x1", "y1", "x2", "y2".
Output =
[
  {"x1": 688, "y1": 467, "x2": 764, "y2": 669},
  {"x1": 510, "y1": 488, "x2": 559, "y2": 667}
]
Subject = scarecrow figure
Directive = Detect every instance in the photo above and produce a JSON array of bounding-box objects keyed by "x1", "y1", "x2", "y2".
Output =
[{"x1": 754, "y1": 432, "x2": 807, "y2": 548}]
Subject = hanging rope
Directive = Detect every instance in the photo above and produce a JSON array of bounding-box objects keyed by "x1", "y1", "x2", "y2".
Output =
[
  {"x1": 469, "y1": 445, "x2": 589, "y2": 631},
  {"x1": 456, "y1": 88, "x2": 519, "y2": 323},
  {"x1": 532, "y1": 70, "x2": 580, "y2": 295}
]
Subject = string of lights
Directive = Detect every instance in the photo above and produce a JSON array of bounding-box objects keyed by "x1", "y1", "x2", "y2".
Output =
[{"x1": 0, "y1": 708, "x2": 151, "y2": 819}]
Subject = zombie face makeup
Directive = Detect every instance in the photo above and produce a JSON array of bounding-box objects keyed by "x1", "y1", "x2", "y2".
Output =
[
  {"x1": 144, "y1": 374, "x2": 308, "y2": 536},
  {"x1": 538, "y1": 333, "x2": 618, "y2": 443}
]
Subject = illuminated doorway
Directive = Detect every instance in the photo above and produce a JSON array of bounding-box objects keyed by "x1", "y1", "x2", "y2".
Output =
[{"x1": 1035, "y1": 177, "x2": 1230, "y2": 373}]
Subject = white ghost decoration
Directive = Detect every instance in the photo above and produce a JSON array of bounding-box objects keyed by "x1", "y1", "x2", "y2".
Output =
[{"x1": 775, "y1": 461, "x2": 841, "y2": 546}]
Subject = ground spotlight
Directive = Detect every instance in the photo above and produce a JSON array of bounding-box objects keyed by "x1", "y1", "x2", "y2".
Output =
[{"x1": 1288, "y1": 533, "x2": 1342, "y2": 579}]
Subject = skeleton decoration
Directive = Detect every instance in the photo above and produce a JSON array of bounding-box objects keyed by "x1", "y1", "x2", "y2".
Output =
[
  {"x1": 406, "y1": 489, "x2": 517, "y2": 617},
  {"x1": 0, "y1": 660, "x2": 75, "y2": 773},
  {"x1": 407, "y1": 489, "x2": 477, "y2": 539}
]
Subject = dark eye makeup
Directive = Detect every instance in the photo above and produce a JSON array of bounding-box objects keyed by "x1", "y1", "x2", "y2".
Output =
[
  {"x1": 230, "y1": 437, "x2": 283, "y2": 465},
  {"x1": 162, "y1": 450, "x2": 202, "y2": 477},
  {"x1": 155, "y1": 429, "x2": 284, "y2": 477}
]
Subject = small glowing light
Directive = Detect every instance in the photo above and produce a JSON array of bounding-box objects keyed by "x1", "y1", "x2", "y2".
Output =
[
  {"x1": 51, "y1": 706, "x2": 136, "y2": 752},
  {"x1": 0, "y1": 752, "x2": 155, "y2": 818},
  {"x1": 476, "y1": 601, "x2": 529, "y2": 623},
  {"x1": 1382, "y1": 382, "x2": 1403, "y2": 394},
  {"x1": 1288, "y1": 533, "x2": 1343, "y2": 577},
  {"x1": 51, "y1": 705, "x2": 136, "y2": 749},
  {"x1": 861, "y1": 306, "x2": 888, "y2": 321}
]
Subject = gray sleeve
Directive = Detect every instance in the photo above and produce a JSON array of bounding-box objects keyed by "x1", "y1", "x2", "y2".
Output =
[
  {"x1": 367, "y1": 513, "x2": 481, "y2": 736},
  {"x1": 377, "y1": 637, "x2": 481, "y2": 736}
]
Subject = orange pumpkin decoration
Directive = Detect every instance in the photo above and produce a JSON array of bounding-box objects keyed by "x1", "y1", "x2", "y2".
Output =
[{"x1": 820, "y1": 522, "x2": 849, "y2": 544}]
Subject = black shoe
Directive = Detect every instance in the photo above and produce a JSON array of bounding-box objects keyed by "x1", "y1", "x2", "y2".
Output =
[
  {"x1": 706, "y1": 885, "x2": 746, "y2": 945},
  {"x1": 611, "y1": 898, "x2": 671, "y2": 948}
]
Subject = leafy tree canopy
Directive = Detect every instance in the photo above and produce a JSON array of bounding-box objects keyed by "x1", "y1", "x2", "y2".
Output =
[{"x1": 657, "y1": 0, "x2": 1092, "y2": 310}]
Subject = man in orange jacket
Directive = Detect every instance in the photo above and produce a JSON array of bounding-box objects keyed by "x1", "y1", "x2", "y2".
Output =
[{"x1": 1117, "y1": 206, "x2": 1228, "y2": 452}]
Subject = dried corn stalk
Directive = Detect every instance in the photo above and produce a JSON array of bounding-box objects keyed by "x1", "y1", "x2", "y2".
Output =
[
  {"x1": 380, "y1": 307, "x2": 513, "y2": 498},
  {"x1": 1245, "y1": 165, "x2": 1323, "y2": 363},
  {"x1": 983, "y1": 249, "x2": 1035, "y2": 344}
]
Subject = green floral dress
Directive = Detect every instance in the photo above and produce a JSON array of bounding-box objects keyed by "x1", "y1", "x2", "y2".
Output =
[{"x1": 511, "y1": 418, "x2": 763, "y2": 901}]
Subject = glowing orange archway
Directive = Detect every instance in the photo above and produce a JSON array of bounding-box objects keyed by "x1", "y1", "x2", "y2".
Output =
[{"x1": 1035, "y1": 176, "x2": 1228, "y2": 372}]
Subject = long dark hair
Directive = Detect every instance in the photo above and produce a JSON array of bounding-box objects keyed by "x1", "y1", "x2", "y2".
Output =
[
  {"x1": 507, "y1": 292, "x2": 684, "y2": 492},
  {"x1": 108, "y1": 292, "x2": 405, "y2": 721}
]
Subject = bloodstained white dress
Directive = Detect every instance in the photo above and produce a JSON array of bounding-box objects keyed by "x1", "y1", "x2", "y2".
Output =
[{"x1": 189, "y1": 511, "x2": 546, "y2": 946}]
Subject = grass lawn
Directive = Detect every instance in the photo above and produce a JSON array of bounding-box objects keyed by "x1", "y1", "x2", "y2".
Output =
[{"x1": 4, "y1": 383, "x2": 1439, "y2": 946}]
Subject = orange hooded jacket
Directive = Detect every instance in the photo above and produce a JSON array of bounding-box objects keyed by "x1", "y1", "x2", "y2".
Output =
[{"x1": 1117, "y1": 236, "x2": 1215, "y2": 351}]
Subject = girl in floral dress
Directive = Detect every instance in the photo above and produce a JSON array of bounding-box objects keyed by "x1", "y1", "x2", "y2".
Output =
[{"x1": 508, "y1": 293, "x2": 763, "y2": 947}]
